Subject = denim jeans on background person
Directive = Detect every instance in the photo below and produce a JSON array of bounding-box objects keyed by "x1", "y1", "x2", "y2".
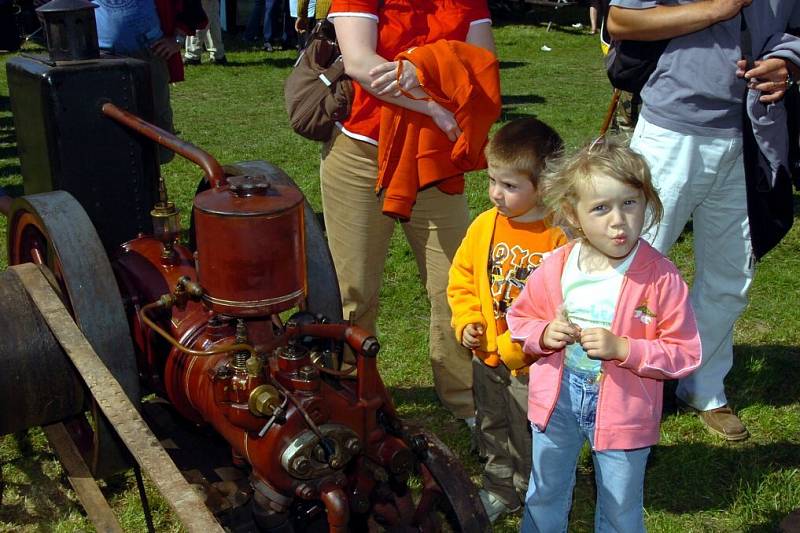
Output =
[
  {"x1": 244, "y1": 0, "x2": 276, "y2": 43},
  {"x1": 521, "y1": 368, "x2": 650, "y2": 533}
]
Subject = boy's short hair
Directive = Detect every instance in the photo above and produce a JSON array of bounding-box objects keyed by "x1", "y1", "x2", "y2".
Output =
[{"x1": 485, "y1": 118, "x2": 564, "y2": 186}]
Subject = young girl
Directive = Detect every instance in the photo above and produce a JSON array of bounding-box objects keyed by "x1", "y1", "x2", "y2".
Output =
[{"x1": 506, "y1": 137, "x2": 702, "y2": 532}]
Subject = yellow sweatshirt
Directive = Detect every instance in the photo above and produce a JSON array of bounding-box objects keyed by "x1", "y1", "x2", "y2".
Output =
[{"x1": 448, "y1": 207, "x2": 567, "y2": 373}]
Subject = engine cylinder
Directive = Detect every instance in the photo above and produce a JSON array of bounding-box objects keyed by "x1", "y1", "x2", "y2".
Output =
[{"x1": 194, "y1": 175, "x2": 306, "y2": 317}]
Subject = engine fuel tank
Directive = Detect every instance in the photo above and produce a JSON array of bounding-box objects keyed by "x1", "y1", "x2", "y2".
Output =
[{"x1": 193, "y1": 174, "x2": 306, "y2": 317}]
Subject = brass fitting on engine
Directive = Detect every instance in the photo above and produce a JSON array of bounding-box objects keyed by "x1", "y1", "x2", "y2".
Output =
[
  {"x1": 172, "y1": 276, "x2": 204, "y2": 311},
  {"x1": 248, "y1": 384, "x2": 281, "y2": 417},
  {"x1": 150, "y1": 176, "x2": 181, "y2": 262}
]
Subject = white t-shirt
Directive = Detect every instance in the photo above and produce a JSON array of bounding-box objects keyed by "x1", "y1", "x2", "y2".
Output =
[{"x1": 561, "y1": 241, "x2": 638, "y2": 374}]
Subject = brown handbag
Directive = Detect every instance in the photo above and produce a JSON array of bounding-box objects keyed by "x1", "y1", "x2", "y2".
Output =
[{"x1": 284, "y1": 19, "x2": 354, "y2": 142}]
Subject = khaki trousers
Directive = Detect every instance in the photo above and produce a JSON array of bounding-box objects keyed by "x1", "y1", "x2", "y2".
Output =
[
  {"x1": 320, "y1": 130, "x2": 475, "y2": 419},
  {"x1": 473, "y1": 358, "x2": 531, "y2": 508}
]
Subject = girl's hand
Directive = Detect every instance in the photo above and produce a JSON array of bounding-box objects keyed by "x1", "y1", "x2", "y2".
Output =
[
  {"x1": 736, "y1": 57, "x2": 792, "y2": 104},
  {"x1": 461, "y1": 323, "x2": 484, "y2": 349},
  {"x1": 580, "y1": 327, "x2": 628, "y2": 361},
  {"x1": 369, "y1": 59, "x2": 420, "y2": 96},
  {"x1": 541, "y1": 314, "x2": 581, "y2": 352}
]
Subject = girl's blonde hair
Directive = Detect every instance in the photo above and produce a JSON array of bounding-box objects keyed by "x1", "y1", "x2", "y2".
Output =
[{"x1": 542, "y1": 136, "x2": 663, "y2": 236}]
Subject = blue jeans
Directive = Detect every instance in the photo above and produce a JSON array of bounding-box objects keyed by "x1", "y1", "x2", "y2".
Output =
[
  {"x1": 244, "y1": 0, "x2": 277, "y2": 43},
  {"x1": 521, "y1": 368, "x2": 650, "y2": 533}
]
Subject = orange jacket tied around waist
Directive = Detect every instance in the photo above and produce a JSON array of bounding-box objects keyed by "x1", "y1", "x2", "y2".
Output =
[{"x1": 376, "y1": 40, "x2": 502, "y2": 221}]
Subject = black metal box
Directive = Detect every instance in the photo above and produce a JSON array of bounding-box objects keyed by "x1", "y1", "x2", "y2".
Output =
[{"x1": 6, "y1": 54, "x2": 159, "y2": 251}]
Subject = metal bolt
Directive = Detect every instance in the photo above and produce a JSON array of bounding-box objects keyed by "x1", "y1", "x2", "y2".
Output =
[
  {"x1": 298, "y1": 365, "x2": 317, "y2": 381},
  {"x1": 345, "y1": 437, "x2": 361, "y2": 454},
  {"x1": 291, "y1": 456, "x2": 311, "y2": 475},
  {"x1": 296, "y1": 484, "x2": 314, "y2": 499},
  {"x1": 313, "y1": 445, "x2": 326, "y2": 463}
]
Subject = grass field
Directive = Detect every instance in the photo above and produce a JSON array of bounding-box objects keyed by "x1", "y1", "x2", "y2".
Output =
[{"x1": 1, "y1": 6, "x2": 800, "y2": 532}]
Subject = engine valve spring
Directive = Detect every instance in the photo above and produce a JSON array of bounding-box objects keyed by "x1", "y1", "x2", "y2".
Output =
[{"x1": 233, "y1": 319, "x2": 249, "y2": 370}]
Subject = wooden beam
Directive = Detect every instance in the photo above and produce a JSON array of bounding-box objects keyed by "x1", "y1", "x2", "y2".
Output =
[
  {"x1": 42, "y1": 423, "x2": 124, "y2": 533},
  {"x1": 12, "y1": 264, "x2": 223, "y2": 533}
]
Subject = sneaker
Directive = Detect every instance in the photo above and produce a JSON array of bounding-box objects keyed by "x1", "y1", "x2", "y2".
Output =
[
  {"x1": 478, "y1": 489, "x2": 518, "y2": 523},
  {"x1": 681, "y1": 401, "x2": 749, "y2": 441},
  {"x1": 211, "y1": 56, "x2": 228, "y2": 65},
  {"x1": 263, "y1": 42, "x2": 274, "y2": 52},
  {"x1": 463, "y1": 416, "x2": 476, "y2": 430},
  {"x1": 183, "y1": 56, "x2": 201, "y2": 66}
]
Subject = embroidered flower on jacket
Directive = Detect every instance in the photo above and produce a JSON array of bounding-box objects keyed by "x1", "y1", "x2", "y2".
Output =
[{"x1": 633, "y1": 302, "x2": 655, "y2": 325}]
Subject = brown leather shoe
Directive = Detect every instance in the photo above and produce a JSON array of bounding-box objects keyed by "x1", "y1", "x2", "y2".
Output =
[{"x1": 697, "y1": 406, "x2": 749, "y2": 441}]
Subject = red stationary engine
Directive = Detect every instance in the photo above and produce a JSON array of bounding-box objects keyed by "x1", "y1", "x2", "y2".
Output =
[
  {"x1": 1, "y1": 5, "x2": 487, "y2": 526},
  {"x1": 100, "y1": 120, "x2": 486, "y2": 531}
]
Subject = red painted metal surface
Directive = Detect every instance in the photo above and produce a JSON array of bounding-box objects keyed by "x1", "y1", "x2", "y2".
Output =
[{"x1": 193, "y1": 175, "x2": 306, "y2": 317}]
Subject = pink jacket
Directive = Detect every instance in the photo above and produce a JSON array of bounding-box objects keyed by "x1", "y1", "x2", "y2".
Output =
[{"x1": 506, "y1": 239, "x2": 701, "y2": 450}]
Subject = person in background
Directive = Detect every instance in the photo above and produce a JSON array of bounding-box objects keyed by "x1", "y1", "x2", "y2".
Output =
[
  {"x1": 184, "y1": 0, "x2": 227, "y2": 65},
  {"x1": 295, "y1": 0, "x2": 325, "y2": 38},
  {"x1": 508, "y1": 138, "x2": 701, "y2": 532},
  {"x1": 243, "y1": 0, "x2": 278, "y2": 51},
  {"x1": 93, "y1": 0, "x2": 207, "y2": 163},
  {"x1": 447, "y1": 118, "x2": 567, "y2": 523},
  {"x1": 589, "y1": 0, "x2": 599, "y2": 34},
  {"x1": 324, "y1": 0, "x2": 496, "y2": 427},
  {"x1": 608, "y1": 0, "x2": 800, "y2": 441}
]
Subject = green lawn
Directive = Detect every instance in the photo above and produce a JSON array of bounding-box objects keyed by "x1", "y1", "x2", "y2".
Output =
[{"x1": 1, "y1": 8, "x2": 799, "y2": 532}]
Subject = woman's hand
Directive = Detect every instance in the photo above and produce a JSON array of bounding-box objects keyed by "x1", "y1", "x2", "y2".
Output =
[
  {"x1": 580, "y1": 328, "x2": 628, "y2": 362},
  {"x1": 150, "y1": 36, "x2": 181, "y2": 60},
  {"x1": 369, "y1": 59, "x2": 420, "y2": 96},
  {"x1": 427, "y1": 101, "x2": 462, "y2": 142},
  {"x1": 737, "y1": 57, "x2": 793, "y2": 104}
]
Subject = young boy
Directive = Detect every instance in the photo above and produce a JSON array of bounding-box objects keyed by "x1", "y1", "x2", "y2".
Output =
[{"x1": 447, "y1": 118, "x2": 567, "y2": 523}]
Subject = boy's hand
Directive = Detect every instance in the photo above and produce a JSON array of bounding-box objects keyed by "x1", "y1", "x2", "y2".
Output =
[
  {"x1": 461, "y1": 323, "x2": 484, "y2": 349},
  {"x1": 580, "y1": 328, "x2": 628, "y2": 361},
  {"x1": 541, "y1": 307, "x2": 580, "y2": 351}
]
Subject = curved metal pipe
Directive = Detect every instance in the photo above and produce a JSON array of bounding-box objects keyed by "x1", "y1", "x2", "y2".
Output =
[
  {"x1": 101, "y1": 103, "x2": 226, "y2": 188},
  {"x1": 139, "y1": 299, "x2": 256, "y2": 358},
  {"x1": 319, "y1": 483, "x2": 349, "y2": 532}
]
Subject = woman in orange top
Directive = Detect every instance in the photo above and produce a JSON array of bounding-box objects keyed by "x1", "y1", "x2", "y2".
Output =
[{"x1": 323, "y1": 0, "x2": 496, "y2": 424}]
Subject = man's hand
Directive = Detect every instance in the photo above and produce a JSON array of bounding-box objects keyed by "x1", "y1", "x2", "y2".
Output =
[
  {"x1": 151, "y1": 37, "x2": 181, "y2": 60},
  {"x1": 295, "y1": 17, "x2": 308, "y2": 33},
  {"x1": 461, "y1": 323, "x2": 484, "y2": 349},
  {"x1": 709, "y1": 0, "x2": 752, "y2": 24},
  {"x1": 737, "y1": 57, "x2": 793, "y2": 104},
  {"x1": 580, "y1": 328, "x2": 628, "y2": 362},
  {"x1": 369, "y1": 59, "x2": 420, "y2": 97}
]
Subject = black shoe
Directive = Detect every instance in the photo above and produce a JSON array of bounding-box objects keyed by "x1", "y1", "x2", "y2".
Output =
[
  {"x1": 263, "y1": 42, "x2": 274, "y2": 52},
  {"x1": 183, "y1": 56, "x2": 201, "y2": 66},
  {"x1": 211, "y1": 56, "x2": 228, "y2": 65}
]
